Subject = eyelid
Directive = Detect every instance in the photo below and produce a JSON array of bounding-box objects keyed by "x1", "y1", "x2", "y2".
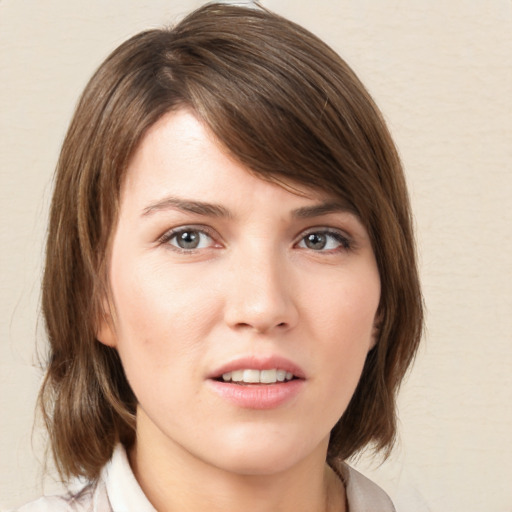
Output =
[
  {"x1": 295, "y1": 226, "x2": 353, "y2": 250},
  {"x1": 157, "y1": 224, "x2": 221, "y2": 249},
  {"x1": 156, "y1": 224, "x2": 354, "y2": 253}
]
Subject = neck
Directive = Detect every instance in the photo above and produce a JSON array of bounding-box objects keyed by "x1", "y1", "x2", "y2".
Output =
[{"x1": 129, "y1": 412, "x2": 346, "y2": 512}]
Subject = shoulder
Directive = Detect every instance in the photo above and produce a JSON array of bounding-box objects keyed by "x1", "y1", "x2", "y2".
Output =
[
  {"x1": 335, "y1": 461, "x2": 396, "y2": 512},
  {"x1": 9, "y1": 494, "x2": 80, "y2": 512},
  {"x1": 9, "y1": 480, "x2": 109, "y2": 512},
  {"x1": 9, "y1": 444, "x2": 150, "y2": 512}
]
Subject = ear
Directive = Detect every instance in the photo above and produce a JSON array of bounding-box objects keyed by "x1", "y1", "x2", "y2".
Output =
[
  {"x1": 95, "y1": 299, "x2": 118, "y2": 348},
  {"x1": 370, "y1": 310, "x2": 383, "y2": 350}
]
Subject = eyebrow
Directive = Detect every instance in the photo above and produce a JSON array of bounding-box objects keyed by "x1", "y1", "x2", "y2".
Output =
[
  {"x1": 141, "y1": 196, "x2": 355, "y2": 219},
  {"x1": 291, "y1": 201, "x2": 356, "y2": 219},
  {"x1": 142, "y1": 196, "x2": 232, "y2": 218}
]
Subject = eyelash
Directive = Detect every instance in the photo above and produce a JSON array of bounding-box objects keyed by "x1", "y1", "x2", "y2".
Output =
[
  {"x1": 297, "y1": 228, "x2": 352, "y2": 252},
  {"x1": 158, "y1": 225, "x2": 218, "y2": 253},
  {"x1": 158, "y1": 226, "x2": 353, "y2": 253}
]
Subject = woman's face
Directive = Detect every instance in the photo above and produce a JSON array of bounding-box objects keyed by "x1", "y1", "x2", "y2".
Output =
[{"x1": 98, "y1": 109, "x2": 380, "y2": 475}]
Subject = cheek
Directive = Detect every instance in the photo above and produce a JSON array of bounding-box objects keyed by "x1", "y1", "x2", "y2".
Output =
[
  {"x1": 108, "y1": 257, "x2": 220, "y2": 380},
  {"x1": 312, "y1": 269, "x2": 380, "y2": 342},
  {"x1": 306, "y1": 267, "x2": 380, "y2": 392}
]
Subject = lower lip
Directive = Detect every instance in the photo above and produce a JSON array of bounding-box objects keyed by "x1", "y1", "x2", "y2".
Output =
[{"x1": 207, "y1": 379, "x2": 304, "y2": 409}]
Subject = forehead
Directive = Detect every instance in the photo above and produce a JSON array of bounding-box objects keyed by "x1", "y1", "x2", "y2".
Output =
[{"x1": 121, "y1": 109, "x2": 352, "y2": 215}]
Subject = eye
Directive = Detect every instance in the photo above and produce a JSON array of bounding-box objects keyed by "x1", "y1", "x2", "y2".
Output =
[
  {"x1": 297, "y1": 230, "x2": 351, "y2": 251},
  {"x1": 161, "y1": 227, "x2": 216, "y2": 251}
]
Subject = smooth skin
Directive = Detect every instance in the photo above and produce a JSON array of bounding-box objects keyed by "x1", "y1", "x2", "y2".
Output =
[{"x1": 97, "y1": 109, "x2": 381, "y2": 512}]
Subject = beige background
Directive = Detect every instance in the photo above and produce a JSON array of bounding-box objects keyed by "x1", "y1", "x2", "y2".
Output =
[{"x1": 1, "y1": 1, "x2": 511, "y2": 510}]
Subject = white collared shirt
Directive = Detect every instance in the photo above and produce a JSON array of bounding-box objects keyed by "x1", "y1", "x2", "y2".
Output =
[{"x1": 12, "y1": 444, "x2": 395, "y2": 512}]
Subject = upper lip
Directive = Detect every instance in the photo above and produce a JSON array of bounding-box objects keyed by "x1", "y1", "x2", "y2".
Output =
[{"x1": 208, "y1": 355, "x2": 306, "y2": 380}]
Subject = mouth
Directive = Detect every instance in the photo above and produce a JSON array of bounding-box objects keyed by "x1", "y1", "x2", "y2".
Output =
[
  {"x1": 207, "y1": 356, "x2": 306, "y2": 408},
  {"x1": 215, "y1": 368, "x2": 299, "y2": 385}
]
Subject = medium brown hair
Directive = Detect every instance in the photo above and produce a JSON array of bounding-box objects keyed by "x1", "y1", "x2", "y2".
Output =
[{"x1": 40, "y1": 2, "x2": 423, "y2": 481}]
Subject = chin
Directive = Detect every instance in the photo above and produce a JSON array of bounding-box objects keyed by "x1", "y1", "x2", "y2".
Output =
[
  {"x1": 203, "y1": 427, "x2": 325, "y2": 476},
  {"x1": 213, "y1": 450, "x2": 301, "y2": 476}
]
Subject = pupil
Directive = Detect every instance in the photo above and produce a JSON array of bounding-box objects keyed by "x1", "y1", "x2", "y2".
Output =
[
  {"x1": 178, "y1": 231, "x2": 199, "y2": 249},
  {"x1": 306, "y1": 233, "x2": 326, "y2": 250}
]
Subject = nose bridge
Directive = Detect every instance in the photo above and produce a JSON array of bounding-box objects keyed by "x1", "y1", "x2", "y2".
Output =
[{"x1": 224, "y1": 237, "x2": 297, "y2": 333}]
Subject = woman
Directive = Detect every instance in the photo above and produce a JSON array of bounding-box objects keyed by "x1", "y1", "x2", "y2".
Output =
[{"x1": 15, "y1": 2, "x2": 423, "y2": 511}]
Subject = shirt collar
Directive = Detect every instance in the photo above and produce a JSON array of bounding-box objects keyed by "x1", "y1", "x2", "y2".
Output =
[{"x1": 102, "y1": 444, "x2": 156, "y2": 512}]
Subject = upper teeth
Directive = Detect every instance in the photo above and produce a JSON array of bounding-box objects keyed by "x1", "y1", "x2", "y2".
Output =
[{"x1": 222, "y1": 369, "x2": 294, "y2": 384}]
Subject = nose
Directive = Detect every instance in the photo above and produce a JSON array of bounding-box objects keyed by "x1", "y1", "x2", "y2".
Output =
[{"x1": 223, "y1": 246, "x2": 299, "y2": 334}]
